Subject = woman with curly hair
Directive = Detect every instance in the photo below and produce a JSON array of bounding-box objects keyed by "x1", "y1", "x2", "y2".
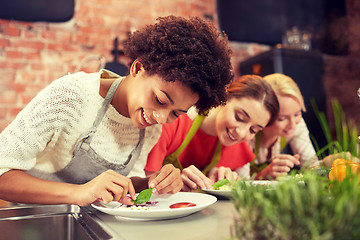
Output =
[{"x1": 0, "y1": 16, "x2": 233, "y2": 206}]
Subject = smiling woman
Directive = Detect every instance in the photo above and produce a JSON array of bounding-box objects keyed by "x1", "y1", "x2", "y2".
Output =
[
  {"x1": 145, "y1": 75, "x2": 279, "y2": 191},
  {"x1": 249, "y1": 73, "x2": 320, "y2": 180},
  {"x1": 0, "y1": 15, "x2": 233, "y2": 207}
]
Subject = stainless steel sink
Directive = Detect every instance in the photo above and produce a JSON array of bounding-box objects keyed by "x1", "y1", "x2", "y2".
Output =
[{"x1": 0, "y1": 204, "x2": 123, "y2": 240}]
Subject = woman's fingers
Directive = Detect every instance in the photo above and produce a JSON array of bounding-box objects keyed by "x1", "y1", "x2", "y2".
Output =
[
  {"x1": 149, "y1": 164, "x2": 183, "y2": 194},
  {"x1": 217, "y1": 166, "x2": 239, "y2": 181},
  {"x1": 209, "y1": 167, "x2": 238, "y2": 182},
  {"x1": 121, "y1": 196, "x2": 134, "y2": 205},
  {"x1": 272, "y1": 157, "x2": 296, "y2": 169},
  {"x1": 276, "y1": 154, "x2": 300, "y2": 165},
  {"x1": 181, "y1": 173, "x2": 199, "y2": 191},
  {"x1": 182, "y1": 165, "x2": 213, "y2": 190},
  {"x1": 104, "y1": 170, "x2": 136, "y2": 200},
  {"x1": 77, "y1": 170, "x2": 136, "y2": 206},
  {"x1": 266, "y1": 158, "x2": 293, "y2": 179},
  {"x1": 181, "y1": 179, "x2": 193, "y2": 192}
]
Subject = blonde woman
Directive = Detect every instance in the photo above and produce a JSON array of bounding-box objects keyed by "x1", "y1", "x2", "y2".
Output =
[{"x1": 250, "y1": 73, "x2": 319, "y2": 180}]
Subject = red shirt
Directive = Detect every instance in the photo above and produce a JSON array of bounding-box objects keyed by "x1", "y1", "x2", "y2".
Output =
[{"x1": 145, "y1": 114, "x2": 255, "y2": 172}]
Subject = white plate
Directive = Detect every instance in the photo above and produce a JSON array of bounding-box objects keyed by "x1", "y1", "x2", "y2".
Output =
[
  {"x1": 202, "y1": 189, "x2": 233, "y2": 198},
  {"x1": 202, "y1": 180, "x2": 279, "y2": 198},
  {"x1": 245, "y1": 180, "x2": 279, "y2": 187},
  {"x1": 91, "y1": 192, "x2": 217, "y2": 220}
]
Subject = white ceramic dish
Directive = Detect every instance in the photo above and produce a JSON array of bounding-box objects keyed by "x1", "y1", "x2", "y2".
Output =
[
  {"x1": 203, "y1": 180, "x2": 279, "y2": 198},
  {"x1": 91, "y1": 192, "x2": 217, "y2": 220},
  {"x1": 244, "y1": 180, "x2": 279, "y2": 187},
  {"x1": 202, "y1": 189, "x2": 233, "y2": 199}
]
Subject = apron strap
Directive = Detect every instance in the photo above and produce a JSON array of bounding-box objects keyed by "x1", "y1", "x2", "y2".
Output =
[
  {"x1": 172, "y1": 114, "x2": 205, "y2": 157},
  {"x1": 92, "y1": 78, "x2": 122, "y2": 128},
  {"x1": 162, "y1": 114, "x2": 206, "y2": 170},
  {"x1": 162, "y1": 113, "x2": 222, "y2": 175},
  {"x1": 201, "y1": 141, "x2": 222, "y2": 176},
  {"x1": 95, "y1": 77, "x2": 145, "y2": 165},
  {"x1": 76, "y1": 78, "x2": 123, "y2": 146},
  {"x1": 280, "y1": 136, "x2": 287, "y2": 151}
]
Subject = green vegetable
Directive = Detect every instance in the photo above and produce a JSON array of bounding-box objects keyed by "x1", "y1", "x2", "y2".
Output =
[
  {"x1": 212, "y1": 179, "x2": 230, "y2": 189},
  {"x1": 132, "y1": 188, "x2": 153, "y2": 205}
]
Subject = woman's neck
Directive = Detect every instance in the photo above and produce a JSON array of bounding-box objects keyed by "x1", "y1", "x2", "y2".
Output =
[
  {"x1": 100, "y1": 76, "x2": 129, "y2": 117},
  {"x1": 261, "y1": 129, "x2": 279, "y2": 149},
  {"x1": 199, "y1": 107, "x2": 220, "y2": 136}
]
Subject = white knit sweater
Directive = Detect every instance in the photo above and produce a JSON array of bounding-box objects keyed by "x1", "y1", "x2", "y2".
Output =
[{"x1": 0, "y1": 70, "x2": 162, "y2": 179}]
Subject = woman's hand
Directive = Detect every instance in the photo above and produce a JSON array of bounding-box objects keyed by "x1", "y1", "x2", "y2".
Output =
[
  {"x1": 74, "y1": 169, "x2": 136, "y2": 206},
  {"x1": 181, "y1": 165, "x2": 213, "y2": 192},
  {"x1": 148, "y1": 164, "x2": 183, "y2": 194},
  {"x1": 256, "y1": 154, "x2": 300, "y2": 180},
  {"x1": 208, "y1": 166, "x2": 239, "y2": 183}
]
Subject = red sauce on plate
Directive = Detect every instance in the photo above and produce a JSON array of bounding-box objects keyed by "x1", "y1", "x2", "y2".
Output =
[{"x1": 169, "y1": 202, "x2": 196, "y2": 209}]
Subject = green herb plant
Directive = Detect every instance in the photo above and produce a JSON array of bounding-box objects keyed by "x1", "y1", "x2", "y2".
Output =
[
  {"x1": 229, "y1": 171, "x2": 360, "y2": 240},
  {"x1": 311, "y1": 99, "x2": 359, "y2": 160},
  {"x1": 229, "y1": 99, "x2": 360, "y2": 240}
]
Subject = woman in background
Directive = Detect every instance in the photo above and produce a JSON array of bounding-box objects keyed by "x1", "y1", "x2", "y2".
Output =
[
  {"x1": 250, "y1": 73, "x2": 319, "y2": 180},
  {"x1": 145, "y1": 75, "x2": 279, "y2": 191}
]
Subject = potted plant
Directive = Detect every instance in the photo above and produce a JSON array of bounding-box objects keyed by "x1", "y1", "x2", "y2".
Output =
[{"x1": 229, "y1": 99, "x2": 360, "y2": 240}]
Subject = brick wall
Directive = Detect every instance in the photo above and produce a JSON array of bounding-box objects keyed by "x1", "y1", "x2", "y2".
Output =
[
  {"x1": 0, "y1": 0, "x2": 359, "y2": 133},
  {"x1": 0, "y1": 0, "x2": 222, "y2": 131},
  {"x1": 322, "y1": 0, "x2": 360, "y2": 131}
]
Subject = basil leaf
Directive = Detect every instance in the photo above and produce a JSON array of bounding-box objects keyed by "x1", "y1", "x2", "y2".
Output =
[
  {"x1": 212, "y1": 179, "x2": 230, "y2": 190},
  {"x1": 132, "y1": 188, "x2": 153, "y2": 205}
]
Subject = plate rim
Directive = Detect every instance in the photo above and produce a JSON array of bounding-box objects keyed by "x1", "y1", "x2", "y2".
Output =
[{"x1": 91, "y1": 192, "x2": 217, "y2": 220}]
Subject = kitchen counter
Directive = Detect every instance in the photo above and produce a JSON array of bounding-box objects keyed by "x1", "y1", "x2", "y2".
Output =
[
  {"x1": 0, "y1": 204, "x2": 121, "y2": 240},
  {"x1": 91, "y1": 199, "x2": 236, "y2": 240},
  {"x1": 0, "y1": 197, "x2": 237, "y2": 240}
]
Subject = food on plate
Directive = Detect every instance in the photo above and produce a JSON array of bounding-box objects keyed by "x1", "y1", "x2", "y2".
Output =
[
  {"x1": 116, "y1": 188, "x2": 156, "y2": 210},
  {"x1": 169, "y1": 202, "x2": 196, "y2": 209},
  {"x1": 119, "y1": 201, "x2": 159, "y2": 210},
  {"x1": 132, "y1": 188, "x2": 153, "y2": 205},
  {"x1": 212, "y1": 179, "x2": 231, "y2": 190}
]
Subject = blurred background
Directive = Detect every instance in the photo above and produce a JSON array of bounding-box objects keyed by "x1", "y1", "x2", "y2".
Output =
[{"x1": 0, "y1": 0, "x2": 359, "y2": 147}]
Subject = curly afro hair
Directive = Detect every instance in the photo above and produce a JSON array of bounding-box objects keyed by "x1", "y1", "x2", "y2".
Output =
[{"x1": 123, "y1": 15, "x2": 234, "y2": 115}]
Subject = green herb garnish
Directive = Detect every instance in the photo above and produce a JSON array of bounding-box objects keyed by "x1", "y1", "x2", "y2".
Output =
[
  {"x1": 132, "y1": 188, "x2": 153, "y2": 205},
  {"x1": 212, "y1": 179, "x2": 230, "y2": 190}
]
